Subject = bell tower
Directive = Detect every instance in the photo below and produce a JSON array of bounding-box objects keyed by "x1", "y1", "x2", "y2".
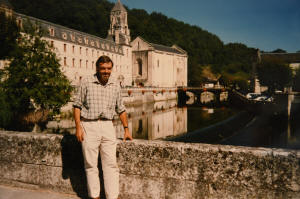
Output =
[{"x1": 108, "y1": 0, "x2": 131, "y2": 45}]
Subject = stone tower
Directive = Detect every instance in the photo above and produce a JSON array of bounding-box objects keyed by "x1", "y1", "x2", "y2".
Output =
[{"x1": 108, "y1": 0, "x2": 131, "y2": 45}]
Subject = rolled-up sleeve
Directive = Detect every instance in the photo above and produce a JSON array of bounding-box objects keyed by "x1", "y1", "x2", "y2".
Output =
[
  {"x1": 115, "y1": 87, "x2": 126, "y2": 114},
  {"x1": 73, "y1": 82, "x2": 86, "y2": 110}
]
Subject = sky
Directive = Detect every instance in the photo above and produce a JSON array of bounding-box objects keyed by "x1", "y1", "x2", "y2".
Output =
[{"x1": 109, "y1": 0, "x2": 300, "y2": 53}]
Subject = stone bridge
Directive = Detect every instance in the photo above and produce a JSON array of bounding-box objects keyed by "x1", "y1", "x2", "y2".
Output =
[
  {"x1": 177, "y1": 86, "x2": 229, "y2": 105},
  {"x1": 0, "y1": 131, "x2": 299, "y2": 199}
]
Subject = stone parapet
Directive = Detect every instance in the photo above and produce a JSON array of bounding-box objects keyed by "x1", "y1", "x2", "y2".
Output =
[{"x1": 0, "y1": 130, "x2": 299, "y2": 198}]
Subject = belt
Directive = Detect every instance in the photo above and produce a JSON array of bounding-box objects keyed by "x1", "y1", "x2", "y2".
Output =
[{"x1": 80, "y1": 117, "x2": 112, "y2": 121}]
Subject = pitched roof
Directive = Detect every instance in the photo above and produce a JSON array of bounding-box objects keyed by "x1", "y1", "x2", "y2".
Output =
[
  {"x1": 112, "y1": 0, "x2": 126, "y2": 12},
  {"x1": 261, "y1": 53, "x2": 300, "y2": 63},
  {"x1": 134, "y1": 36, "x2": 187, "y2": 55},
  {"x1": 14, "y1": 12, "x2": 124, "y2": 55},
  {"x1": 150, "y1": 43, "x2": 186, "y2": 55}
]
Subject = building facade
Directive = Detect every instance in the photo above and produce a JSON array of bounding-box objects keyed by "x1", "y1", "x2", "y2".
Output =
[{"x1": 0, "y1": 0, "x2": 188, "y2": 88}]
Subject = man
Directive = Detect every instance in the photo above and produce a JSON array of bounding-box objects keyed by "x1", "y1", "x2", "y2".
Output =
[{"x1": 73, "y1": 55, "x2": 132, "y2": 199}]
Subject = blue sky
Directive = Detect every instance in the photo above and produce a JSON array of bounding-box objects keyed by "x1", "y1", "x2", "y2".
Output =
[{"x1": 109, "y1": 0, "x2": 300, "y2": 53}]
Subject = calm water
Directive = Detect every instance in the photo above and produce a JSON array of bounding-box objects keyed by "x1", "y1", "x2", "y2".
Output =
[
  {"x1": 46, "y1": 96, "x2": 300, "y2": 149},
  {"x1": 46, "y1": 100, "x2": 238, "y2": 140}
]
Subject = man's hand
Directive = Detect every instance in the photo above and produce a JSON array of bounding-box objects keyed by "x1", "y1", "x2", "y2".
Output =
[
  {"x1": 123, "y1": 128, "x2": 133, "y2": 141},
  {"x1": 76, "y1": 126, "x2": 84, "y2": 142}
]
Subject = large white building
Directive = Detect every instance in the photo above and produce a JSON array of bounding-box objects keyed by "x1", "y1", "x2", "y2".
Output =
[{"x1": 0, "y1": 0, "x2": 188, "y2": 88}]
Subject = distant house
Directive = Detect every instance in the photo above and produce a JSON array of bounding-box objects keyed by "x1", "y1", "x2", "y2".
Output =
[
  {"x1": 260, "y1": 52, "x2": 300, "y2": 74},
  {"x1": 253, "y1": 51, "x2": 300, "y2": 93}
]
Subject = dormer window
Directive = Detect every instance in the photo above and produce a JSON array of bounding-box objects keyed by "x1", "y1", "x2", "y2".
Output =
[
  {"x1": 70, "y1": 34, "x2": 75, "y2": 42},
  {"x1": 62, "y1": 33, "x2": 67, "y2": 40},
  {"x1": 17, "y1": 19, "x2": 22, "y2": 29},
  {"x1": 90, "y1": 41, "x2": 95, "y2": 47},
  {"x1": 84, "y1": 37, "x2": 89, "y2": 45},
  {"x1": 50, "y1": 28, "x2": 55, "y2": 36}
]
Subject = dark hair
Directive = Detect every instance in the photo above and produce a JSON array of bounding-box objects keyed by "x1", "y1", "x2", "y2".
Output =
[{"x1": 95, "y1": 55, "x2": 114, "y2": 68}]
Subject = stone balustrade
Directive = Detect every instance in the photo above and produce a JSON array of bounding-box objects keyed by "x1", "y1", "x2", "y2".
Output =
[{"x1": 0, "y1": 130, "x2": 299, "y2": 199}]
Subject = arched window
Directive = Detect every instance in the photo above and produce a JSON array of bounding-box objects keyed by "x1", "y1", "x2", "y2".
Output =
[{"x1": 137, "y1": 59, "x2": 142, "y2": 76}]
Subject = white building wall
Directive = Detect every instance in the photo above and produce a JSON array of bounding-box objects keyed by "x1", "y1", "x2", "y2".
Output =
[
  {"x1": 152, "y1": 52, "x2": 176, "y2": 87},
  {"x1": 43, "y1": 37, "x2": 131, "y2": 86}
]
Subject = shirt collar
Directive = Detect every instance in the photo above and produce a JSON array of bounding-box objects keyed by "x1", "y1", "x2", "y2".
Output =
[{"x1": 92, "y1": 73, "x2": 115, "y2": 85}]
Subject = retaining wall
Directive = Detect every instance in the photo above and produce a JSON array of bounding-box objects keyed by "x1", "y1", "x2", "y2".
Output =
[{"x1": 0, "y1": 131, "x2": 300, "y2": 199}]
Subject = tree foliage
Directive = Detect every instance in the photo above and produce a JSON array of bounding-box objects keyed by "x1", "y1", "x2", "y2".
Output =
[
  {"x1": 293, "y1": 67, "x2": 300, "y2": 91},
  {"x1": 257, "y1": 58, "x2": 293, "y2": 94},
  {"x1": 271, "y1": 49, "x2": 287, "y2": 53},
  {"x1": 0, "y1": 11, "x2": 20, "y2": 59},
  {"x1": 0, "y1": 20, "x2": 73, "y2": 130}
]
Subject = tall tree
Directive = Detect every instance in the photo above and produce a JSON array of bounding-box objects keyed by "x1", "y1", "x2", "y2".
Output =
[
  {"x1": 0, "y1": 11, "x2": 20, "y2": 59},
  {"x1": 0, "y1": 19, "x2": 73, "y2": 131},
  {"x1": 271, "y1": 49, "x2": 287, "y2": 53},
  {"x1": 257, "y1": 59, "x2": 293, "y2": 94},
  {"x1": 293, "y1": 67, "x2": 300, "y2": 91}
]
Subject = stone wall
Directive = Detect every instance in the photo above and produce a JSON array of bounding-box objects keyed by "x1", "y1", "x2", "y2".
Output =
[{"x1": 0, "y1": 130, "x2": 299, "y2": 199}]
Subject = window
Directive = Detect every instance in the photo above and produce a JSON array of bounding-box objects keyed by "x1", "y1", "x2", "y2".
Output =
[
  {"x1": 92, "y1": 61, "x2": 94, "y2": 69},
  {"x1": 64, "y1": 57, "x2": 67, "y2": 66},
  {"x1": 157, "y1": 60, "x2": 159, "y2": 67},
  {"x1": 86, "y1": 60, "x2": 88, "y2": 69},
  {"x1": 62, "y1": 33, "x2": 67, "y2": 40},
  {"x1": 137, "y1": 120, "x2": 143, "y2": 134},
  {"x1": 80, "y1": 59, "x2": 82, "y2": 68},
  {"x1": 64, "y1": 44, "x2": 67, "y2": 52},
  {"x1": 72, "y1": 46, "x2": 75, "y2": 54},
  {"x1": 71, "y1": 34, "x2": 75, "y2": 42},
  {"x1": 80, "y1": 47, "x2": 82, "y2": 54},
  {"x1": 137, "y1": 59, "x2": 142, "y2": 76},
  {"x1": 86, "y1": 48, "x2": 88, "y2": 56},
  {"x1": 97, "y1": 51, "x2": 99, "y2": 57},
  {"x1": 50, "y1": 41, "x2": 54, "y2": 47},
  {"x1": 72, "y1": 58, "x2": 75, "y2": 67},
  {"x1": 17, "y1": 19, "x2": 22, "y2": 28},
  {"x1": 92, "y1": 50, "x2": 94, "y2": 57},
  {"x1": 50, "y1": 28, "x2": 54, "y2": 36}
]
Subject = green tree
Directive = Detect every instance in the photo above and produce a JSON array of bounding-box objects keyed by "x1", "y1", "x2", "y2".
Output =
[
  {"x1": 0, "y1": 11, "x2": 20, "y2": 59},
  {"x1": 0, "y1": 20, "x2": 73, "y2": 131},
  {"x1": 271, "y1": 49, "x2": 287, "y2": 53},
  {"x1": 257, "y1": 59, "x2": 292, "y2": 94},
  {"x1": 293, "y1": 67, "x2": 300, "y2": 91}
]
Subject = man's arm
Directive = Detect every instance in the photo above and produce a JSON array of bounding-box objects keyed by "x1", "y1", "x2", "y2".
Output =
[
  {"x1": 119, "y1": 111, "x2": 133, "y2": 141},
  {"x1": 74, "y1": 107, "x2": 84, "y2": 142}
]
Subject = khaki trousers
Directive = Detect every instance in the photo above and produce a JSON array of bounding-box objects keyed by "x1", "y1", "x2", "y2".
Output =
[{"x1": 81, "y1": 120, "x2": 119, "y2": 199}]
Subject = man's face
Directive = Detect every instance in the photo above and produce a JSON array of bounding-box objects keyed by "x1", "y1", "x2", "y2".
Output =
[{"x1": 97, "y1": 62, "x2": 113, "y2": 83}]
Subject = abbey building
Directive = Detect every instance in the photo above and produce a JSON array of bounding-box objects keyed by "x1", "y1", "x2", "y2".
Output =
[{"x1": 0, "y1": 0, "x2": 188, "y2": 87}]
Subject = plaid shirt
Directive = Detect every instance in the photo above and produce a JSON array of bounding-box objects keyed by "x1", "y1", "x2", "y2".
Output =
[{"x1": 73, "y1": 74, "x2": 126, "y2": 120}]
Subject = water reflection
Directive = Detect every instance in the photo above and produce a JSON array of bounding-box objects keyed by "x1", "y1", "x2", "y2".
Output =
[
  {"x1": 46, "y1": 99, "x2": 235, "y2": 141},
  {"x1": 45, "y1": 94, "x2": 300, "y2": 149},
  {"x1": 114, "y1": 100, "x2": 187, "y2": 140}
]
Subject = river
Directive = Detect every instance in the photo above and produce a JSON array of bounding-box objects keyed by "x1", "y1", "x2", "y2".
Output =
[{"x1": 45, "y1": 95, "x2": 300, "y2": 150}]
